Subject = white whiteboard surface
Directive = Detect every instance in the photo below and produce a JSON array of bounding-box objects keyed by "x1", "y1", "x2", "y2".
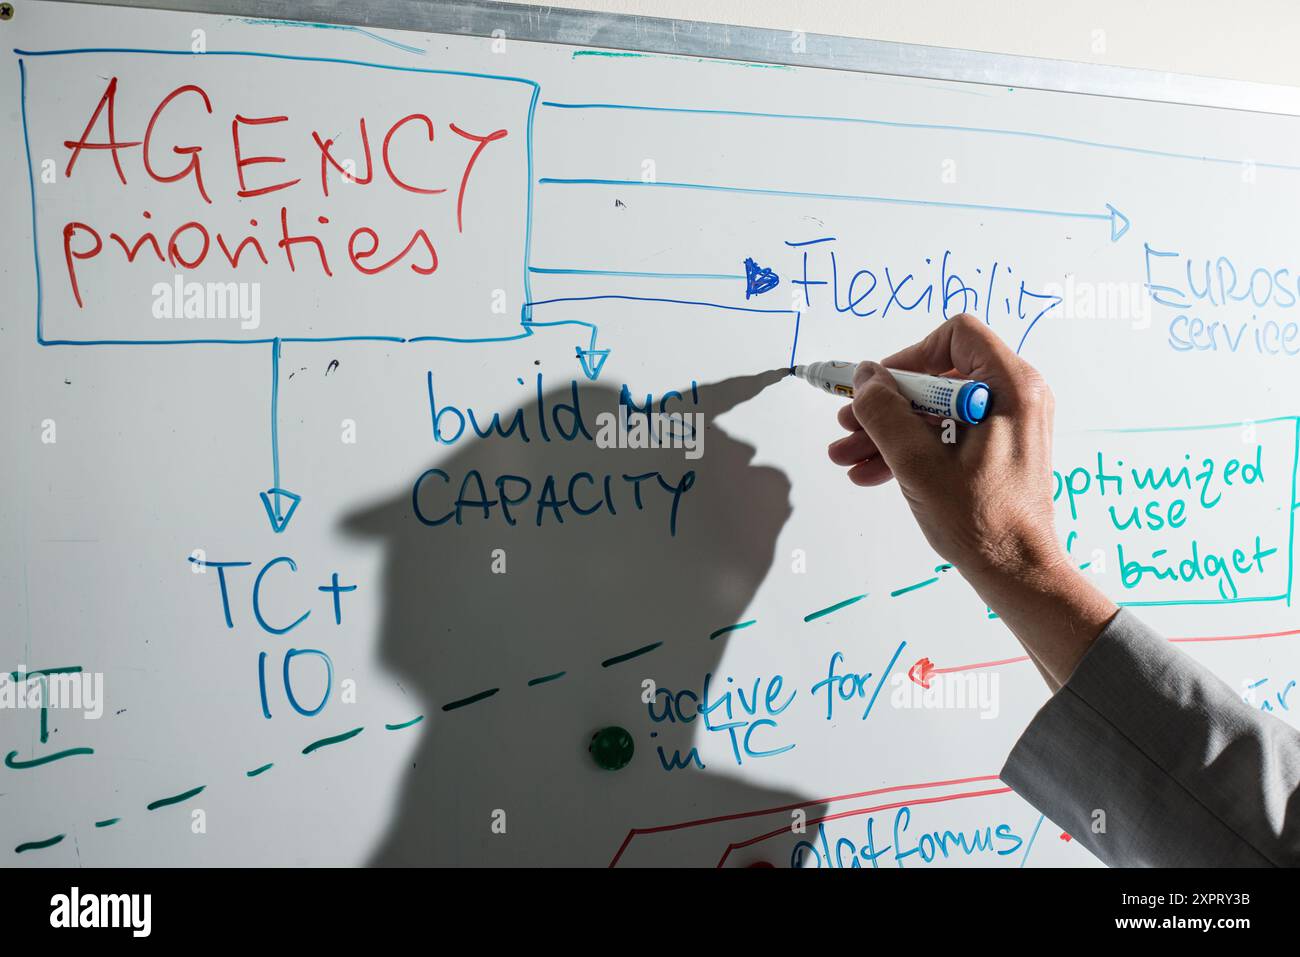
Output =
[{"x1": 3, "y1": 0, "x2": 1300, "y2": 867}]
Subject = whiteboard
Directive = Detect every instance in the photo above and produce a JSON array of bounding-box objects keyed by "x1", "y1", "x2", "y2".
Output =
[{"x1": 4, "y1": 0, "x2": 1300, "y2": 867}]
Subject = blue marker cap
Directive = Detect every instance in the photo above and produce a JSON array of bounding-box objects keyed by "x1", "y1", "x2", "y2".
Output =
[{"x1": 957, "y1": 382, "x2": 991, "y2": 424}]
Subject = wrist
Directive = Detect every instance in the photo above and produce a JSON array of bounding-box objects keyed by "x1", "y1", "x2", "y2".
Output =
[
  {"x1": 957, "y1": 523, "x2": 1070, "y2": 590},
  {"x1": 960, "y1": 532, "x2": 1118, "y2": 685}
]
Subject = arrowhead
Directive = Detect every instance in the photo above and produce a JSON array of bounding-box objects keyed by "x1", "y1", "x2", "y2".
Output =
[
  {"x1": 743, "y1": 257, "x2": 780, "y2": 298},
  {"x1": 1106, "y1": 203, "x2": 1130, "y2": 242},
  {"x1": 577, "y1": 346, "x2": 611, "y2": 381},
  {"x1": 259, "y1": 487, "x2": 302, "y2": 533},
  {"x1": 907, "y1": 657, "x2": 936, "y2": 689}
]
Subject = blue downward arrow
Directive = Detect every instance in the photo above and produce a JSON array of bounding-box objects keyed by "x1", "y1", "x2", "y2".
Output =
[
  {"x1": 260, "y1": 487, "x2": 302, "y2": 534},
  {"x1": 577, "y1": 346, "x2": 611, "y2": 380}
]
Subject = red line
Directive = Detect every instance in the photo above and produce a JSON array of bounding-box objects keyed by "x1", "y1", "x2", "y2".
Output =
[
  {"x1": 932, "y1": 626, "x2": 1300, "y2": 676},
  {"x1": 612, "y1": 625, "x2": 1300, "y2": 865},
  {"x1": 716, "y1": 786, "x2": 1014, "y2": 868},
  {"x1": 607, "y1": 773, "x2": 1002, "y2": 867},
  {"x1": 932, "y1": 655, "x2": 1030, "y2": 675},
  {"x1": 1170, "y1": 626, "x2": 1300, "y2": 644}
]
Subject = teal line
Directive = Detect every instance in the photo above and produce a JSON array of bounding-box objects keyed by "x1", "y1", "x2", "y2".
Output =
[
  {"x1": 7, "y1": 664, "x2": 80, "y2": 680},
  {"x1": 527, "y1": 671, "x2": 567, "y2": 686},
  {"x1": 302, "y1": 727, "x2": 364, "y2": 754},
  {"x1": 94, "y1": 818, "x2": 120, "y2": 828},
  {"x1": 529, "y1": 266, "x2": 742, "y2": 280},
  {"x1": 1118, "y1": 594, "x2": 1287, "y2": 607},
  {"x1": 601, "y1": 641, "x2": 663, "y2": 667},
  {"x1": 890, "y1": 577, "x2": 940, "y2": 598},
  {"x1": 246, "y1": 763, "x2": 274, "y2": 777},
  {"x1": 146, "y1": 784, "x2": 206, "y2": 811},
  {"x1": 384, "y1": 715, "x2": 425, "y2": 730},
  {"x1": 1095, "y1": 415, "x2": 1299, "y2": 434},
  {"x1": 571, "y1": 49, "x2": 789, "y2": 70},
  {"x1": 709, "y1": 619, "x2": 757, "y2": 640},
  {"x1": 804, "y1": 594, "x2": 868, "y2": 622},
  {"x1": 442, "y1": 688, "x2": 500, "y2": 711},
  {"x1": 15, "y1": 833, "x2": 64, "y2": 854},
  {"x1": 5, "y1": 747, "x2": 94, "y2": 768},
  {"x1": 235, "y1": 17, "x2": 427, "y2": 56}
]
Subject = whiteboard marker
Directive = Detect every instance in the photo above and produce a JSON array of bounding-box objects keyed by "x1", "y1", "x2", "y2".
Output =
[{"x1": 792, "y1": 360, "x2": 991, "y2": 425}]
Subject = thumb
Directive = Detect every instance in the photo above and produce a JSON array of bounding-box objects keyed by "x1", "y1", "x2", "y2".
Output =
[{"x1": 850, "y1": 362, "x2": 940, "y2": 477}]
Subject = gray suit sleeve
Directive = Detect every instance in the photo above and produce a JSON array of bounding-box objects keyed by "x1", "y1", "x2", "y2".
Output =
[{"x1": 1000, "y1": 608, "x2": 1300, "y2": 867}]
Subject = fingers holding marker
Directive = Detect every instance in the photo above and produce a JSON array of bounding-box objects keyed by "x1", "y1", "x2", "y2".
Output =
[
  {"x1": 849, "y1": 363, "x2": 938, "y2": 473},
  {"x1": 837, "y1": 400, "x2": 864, "y2": 433},
  {"x1": 883, "y1": 312, "x2": 1020, "y2": 399}
]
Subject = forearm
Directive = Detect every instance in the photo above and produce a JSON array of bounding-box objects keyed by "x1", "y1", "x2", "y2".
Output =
[{"x1": 960, "y1": 538, "x2": 1119, "y2": 688}]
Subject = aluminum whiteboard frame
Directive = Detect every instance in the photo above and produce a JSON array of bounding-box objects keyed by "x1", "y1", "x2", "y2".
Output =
[{"x1": 33, "y1": 0, "x2": 1300, "y2": 117}]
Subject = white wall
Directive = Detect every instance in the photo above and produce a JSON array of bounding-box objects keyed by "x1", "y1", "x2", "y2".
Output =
[{"x1": 511, "y1": 0, "x2": 1300, "y2": 88}]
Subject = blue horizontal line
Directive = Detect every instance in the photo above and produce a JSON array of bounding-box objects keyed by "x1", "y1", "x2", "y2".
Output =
[
  {"x1": 540, "y1": 100, "x2": 1300, "y2": 173},
  {"x1": 529, "y1": 266, "x2": 742, "y2": 280},
  {"x1": 521, "y1": 318, "x2": 598, "y2": 331},
  {"x1": 405, "y1": 331, "x2": 533, "y2": 344},
  {"x1": 538, "y1": 177, "x2": 1108, "y2": 221},
  {"x1": 524, "y1": 294, "x2": 796, "y2": 315},
  {"x1": 37, "y1": 335, "x2": 410, "y2": 346}
]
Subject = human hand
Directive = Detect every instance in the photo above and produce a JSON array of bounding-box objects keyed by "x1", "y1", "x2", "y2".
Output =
[{"x1": 826, "y1": 313, "x2": 1065, "y2": 582}]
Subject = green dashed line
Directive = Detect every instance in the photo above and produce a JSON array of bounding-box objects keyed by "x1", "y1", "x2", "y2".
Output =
[
  {"x1": 709, "y1": 619, "x2": 756, "y2": 640},
  {"x1": 146, "y1": 785, "x2": 206, "y2": 811},
  {"x1": 601, "y1": 641, "x2": 662, "y2": 667},
  {"x1": 804, "y1": 594, "x2": 867, "y2": 622},
  {"x1": 13, "y1": 559, "x2": 958, "y2": 852},
  {"x1": 302, "y1": 727, "x2": 364, "y2": 754},
  {"x1": 891, "y1": 577, "x2": 939, "y2": 598},
  {"x1": 15, "y1": 833, "x2": 64, "y2": 854},
  {"x1": 384, "y1": 715, "x2": 424, "y2": 730},
  {"x1": 442, "y1": 688, "x2": 499, "y2": 711},
  {"x1": 5, "y1": 747, "x2": 94, "y2": 769},
  {"x1": 7, "y1": 665, "x2": 80, "y2": 681}
]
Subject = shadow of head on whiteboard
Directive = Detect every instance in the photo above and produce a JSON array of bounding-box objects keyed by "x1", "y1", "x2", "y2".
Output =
[{"x1": 342, "y1": 368, "x2": 828, "y2": 866}]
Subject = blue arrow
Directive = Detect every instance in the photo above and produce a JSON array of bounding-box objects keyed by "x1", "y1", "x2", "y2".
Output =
[
  {"x1": 576, "y1": 325, "x2": 611, "y2": 380},
  {"x1": 259, "y1": 487, "x2": 302, "y2": 534},
  {"x1": 538, "y1": 178, "x2": 1132, "y2": 242},
  {"x1": 263, "y1": 339, "x2": 302, "y2": 533},
  {"x1": 1107, "y1": 203, "x2": 1131, "y2": 242}
]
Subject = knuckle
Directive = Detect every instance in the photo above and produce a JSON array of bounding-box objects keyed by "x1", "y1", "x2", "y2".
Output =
[{"x1": 1017, "y1": 368, "x2": 1052, "y2": 405}]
